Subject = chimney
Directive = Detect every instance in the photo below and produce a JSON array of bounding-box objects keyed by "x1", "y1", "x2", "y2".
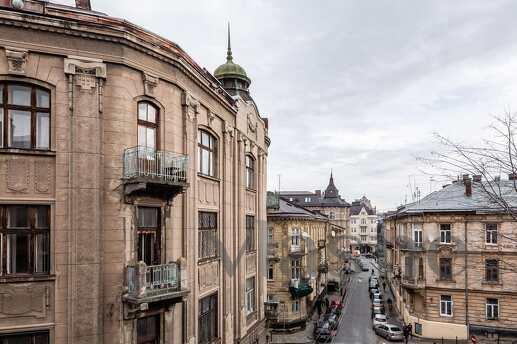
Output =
[
  {"x1": 463, "y1": 174, "x2": 472, "y2": 197},
  {"x1": 75, "y1": 0, "x2": 91, "y2": 10},
  {"x1": 509, "y1": 173, "x2": 517, "y2": 181},
  {"x1": 473, "y1": 175, "x2": 482, "y2": 183}
]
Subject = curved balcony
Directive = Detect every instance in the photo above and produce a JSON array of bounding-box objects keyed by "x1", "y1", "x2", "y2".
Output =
[
  {"x1": 122, "y1": 146, "x2": 188, "y2": 200},
  {"x1": 289, "y1": 278, "x2": 313, "y2": 298}
]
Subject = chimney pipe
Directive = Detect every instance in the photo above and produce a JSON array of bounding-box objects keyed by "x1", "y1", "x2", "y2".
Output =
[
  {"x1": 464, "y1": 175, "x2": 472, "y2": 197},
  {"x1": 75, "y1": 0, "x2": 91, "y2": 10},
  {"x1": 509, "y1": 173, "x2": 517, "y2": 181},
  {"x1": 473, "y1": 175, "x2": 482, "y2": 183}
]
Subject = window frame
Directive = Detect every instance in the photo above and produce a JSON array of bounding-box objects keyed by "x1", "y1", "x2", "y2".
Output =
[
  {"x1": 136, "y1": 314, "x2": 160, "y2": 344},
  {"x1": 136, "y1": 206, "x2": 161, "y2": 266},
  {"x1": 0, "y1": 205, "x2": 51, "y2": 277},
  {"x1": 137, "y1": 101, "x2": 159, "y2": 150},
  {"x1": 198, "y1": 129, "x2": 218, "y2": 178},
  {"x1": 0, "y1": 330, "x2": 50, "y2": 344},
  {"x1": 1, "y1": 82, "x2": 51, "y2": 150},
  {"x1": 440, "y1": 224, "x2": 452, "y2": 244},
  {"x1": 291, "y1": 258, "x2": 301, "y2": 280},
  {"x1": 199, "y1": 293, "x2": 218, "y2": 344},
  {"x1": 439, "y1": 257, "x2": 452, "y2": 281},
  {"x1": 245, "y1": 215, "x2": 255, "y2": 253},
  {"x1": 440, "y1": 295, "x2": 453, "y2": 317},
  {"x1": 267, "y1": 263, "x2": 274, "y2": 280},
  {"x1": 245, "y1": 154, "x2": 255, "y2": 190},
  {"x1": 198, "y1": 211, "x2": 218, "y2": 261},
  {"x1": 292, "y1": 300, "x2": 300, "y2": 313},
  {"x1": 486, "y1": 298, "x2": 499, "y2": 320},
  {"x1": 245, "y1": 276, "x2": 256, "y2": 315},
  {"x1": 485, "y1": 223, "x2": 498, "y2": 245},
  {"x1": 412, "y1": 223, "x2": 423, "y2": 247},
  {"x1": 485, "y1": 259, "x2": 499, "y2": 282}
]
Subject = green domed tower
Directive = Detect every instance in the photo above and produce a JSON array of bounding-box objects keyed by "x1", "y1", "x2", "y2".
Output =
[{"x1": 214, "y1": 23, "x2": 253, "y2": 100}]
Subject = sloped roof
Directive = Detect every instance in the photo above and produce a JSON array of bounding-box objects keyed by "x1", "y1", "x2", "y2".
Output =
[
  {"x1": 397, "y1": 180, "x2": 517, "y2": 214},
  {"x1": 350, "y1": 201, "x2": 375, "y2": 216},
  {"x1": 268, "y1": 198, "x2": 328, "y2": 221}
]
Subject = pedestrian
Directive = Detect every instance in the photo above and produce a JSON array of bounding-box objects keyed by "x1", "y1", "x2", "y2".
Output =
[
  {"x1": 403, "y1": 325, "x2": 410, "y2": 344},
  {"x1": 407, "y1": 323, "x2": 412, "y2": 338}
]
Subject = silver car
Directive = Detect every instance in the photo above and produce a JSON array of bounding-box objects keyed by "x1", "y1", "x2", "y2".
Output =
[
  {"x1": 372, "y1": 313, "x2": 387, "y2": 327},
  {"x1": 374, "y1": 324, "x2": 404, "y2": 341}
]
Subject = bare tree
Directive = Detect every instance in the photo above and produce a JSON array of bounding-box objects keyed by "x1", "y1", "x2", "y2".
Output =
[{"x1": 420, "y1": 111, "x2": 517, "y2": 221}]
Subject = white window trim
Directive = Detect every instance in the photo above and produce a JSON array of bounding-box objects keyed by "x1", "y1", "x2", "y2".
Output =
[
  {"x1": 440, "y1": 296, "x2": 453, "y2": 317},
  {"x1": 486, "y1": 299, "x2": 499, "y2": 320}
]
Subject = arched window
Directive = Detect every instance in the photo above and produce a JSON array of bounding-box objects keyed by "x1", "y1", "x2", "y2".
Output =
[
  {"x1": 137, "y1": 101, "x2": 158, "y2": 150},
  {"x1": 198, "y1": 129, "x2": 217, "y2": 177},
  {"x1": 245, "y1": 154, "x2": 255, "y2": 189},
  {"x1": 0, "y1": 82, "x2": 50, "y2": 150}
]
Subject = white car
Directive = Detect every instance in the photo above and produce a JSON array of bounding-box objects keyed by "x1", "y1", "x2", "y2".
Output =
[{"x1": 372, "y1": 314, "x2": 387, "y2": 327}]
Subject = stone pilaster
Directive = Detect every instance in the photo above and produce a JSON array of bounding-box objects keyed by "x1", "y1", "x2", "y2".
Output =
[{"x1": 64, "y1": 56, "x2": 106, "y2": 344}]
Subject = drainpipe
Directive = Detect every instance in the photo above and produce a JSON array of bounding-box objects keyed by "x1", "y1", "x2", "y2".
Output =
[{"x1": 464, "y1": 219, "x2": 469, "y2": 338}]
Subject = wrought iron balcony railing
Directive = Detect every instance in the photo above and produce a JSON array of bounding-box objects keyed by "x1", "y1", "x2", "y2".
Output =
[
  {"x1": 126, "y1": 261, "x2": 187, "y2": 302},
  {"x1": 123, "y1": 146, "x2": 188, "y2": 184},
  {"x1": 402, "y1": 276, "x2": 425, "y2": 290},
  {"x1": 289, "y1": 242, "x2": 306, "y2": 256}
]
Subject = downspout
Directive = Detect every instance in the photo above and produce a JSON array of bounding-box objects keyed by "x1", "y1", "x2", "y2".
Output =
[
  {"x1": 464, "y1": 219, "x2": 469, "y2": 338},
  {"x1": 67, "y1": 73, "x2": 74, "y2": 344}
]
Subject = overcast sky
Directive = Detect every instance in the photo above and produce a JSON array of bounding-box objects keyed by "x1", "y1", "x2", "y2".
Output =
[{"x1": 57, "y1": 0, "x2": 517, "y2": 210}]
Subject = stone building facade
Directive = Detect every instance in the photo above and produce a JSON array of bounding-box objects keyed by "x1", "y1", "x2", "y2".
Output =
[
  {"x1": 280, "y1": 173, "x2": 350, "y2": 274},
  {"x1": 349, "y1": 197, "x2": 377, "y2": 254},
  {"x1": 265, "y1": 195, "x2": 329, "y2": 329},
  {"x1": 385, "y1": 176, "x2": 517, "y2": 341},
  {"x1": 0, "y1": 1, "x2": 269, "y2": 343}
]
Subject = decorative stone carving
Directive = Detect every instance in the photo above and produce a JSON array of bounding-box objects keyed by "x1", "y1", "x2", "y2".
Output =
[
  {"x1": 198, "y1": 261, "x2": 219, "y2": 293},
  {"x1": 207, "y1": 112, "x2": 216, "y2": 127},
  {"x1": 143, "y1": 73, "x2": 159, "y2": 96},
  {"x1": 35, "y1": 160, "x2": 51, "y2": 194},
  {"x1": 5, "y1": 48, "x2": 28, "y2": 75},
  {"x1": 182, "y1": 91, "x2": 199, "y2": 121},
  {"x1": 64, "y1": 57, "x2": 107, "y2": 90},
  {"x1": 247, "y1": 113, "x2": 258, "y2": 139},
  {"x1": 0, "y1": 284, "x2": 48, "y2": 319},
  {"x1": 7, "y1": 159, "x2": 30, "y2": 193}
]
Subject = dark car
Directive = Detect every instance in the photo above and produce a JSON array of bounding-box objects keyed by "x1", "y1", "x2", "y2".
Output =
[{"x1": 314, "y1": 321, "x2": 333, "y2": 343}]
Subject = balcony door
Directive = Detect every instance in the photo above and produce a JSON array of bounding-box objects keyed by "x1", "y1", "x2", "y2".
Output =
[
  {"x1": 137, "y1": 207, "x2": 161, "y2": 266},
  {"x1": 137, "y1": 102, "x2": 159, "y2": 175}
]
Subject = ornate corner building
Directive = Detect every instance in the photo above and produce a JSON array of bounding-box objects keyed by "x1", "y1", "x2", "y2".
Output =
[{"x1": 0, "y1": 1, "x2": 269, "y2": 343}]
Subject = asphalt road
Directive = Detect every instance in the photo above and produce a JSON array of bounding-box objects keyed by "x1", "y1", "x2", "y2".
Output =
[{"x1": 331, "y1": 259, "x2": 393, "y2": 344}]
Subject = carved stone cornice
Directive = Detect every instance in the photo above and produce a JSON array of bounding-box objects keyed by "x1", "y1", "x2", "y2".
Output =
[
  {"x1": 143, "y1": 72, "x2": 159, "y2": 97},
  {"x1": 5, "y1": 47, "x2": 28, "y2": 75},
  {"x1": 64, "y1": 57, "x2": 107, "y2": 90}
]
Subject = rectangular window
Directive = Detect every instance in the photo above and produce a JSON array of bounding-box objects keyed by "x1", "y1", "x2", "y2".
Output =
[
  {"x1": 291, "y1": 228, "x2": 301, "y2": 247},
  {"x1": 245, "y1": 215, "x2": 255, "y2": 252},
  {"x1": 246, "y1": 277, "x2": 256, "y2": 315},
  {"x1": 440, "y1": 295, "x2": 452, "y2": 316},
  {"x1": 413, "y1": 223, "x2": 422, "y2": 247},
  {"x1": 486, "y1": 298, "x2": 499, "y2": 320},
  {"x1": 404, "y1": 256, "x2": 413, "y2": 278},
  {"x1": 198, "y1": 212, "x2": 218, "y2": 260},
  {"x1": 137, "y1": 207, "x2": 160, "y2": 266},
  {"x1": 198, "y1": 130, "x2": 217, "y2": 177},
  {"x1": 440, "y1": 224, "x2": 451, "y2": 244},
  {"x1": 199, "y1": 294, "x2": 218, "y2": 344},
  {"x1": 486, "y1": 223, "x2": 498, "y2": 244},
  {"x1": 245, "y1": 155, "x2": 255, "y2": 189},
  {"x1": 418, "y1": 257, "x2": 424, "y2": 280},
  {"x1": 0, "y1": 331, "x2": 49, "y2": 344},
  {"x1": 485, "y1": 259, "x2": 499, "y2": 282},
  {"x1": 267, "y1": 227, "x2": 273, "y2": 243},
  {"x1": 291, "y1": 258, "x2": 301, "y2": 280},
  {"x1": 304, "y1": 197, "x2": 311, "y2": 202},
  {"x1": 292, "y1": 300, "x2": 300, "y2": 312},
  {"x1": 268, "y1": 263, "x2": 274, "y2": 280},
  {"x1": 1, "y1": 205, "x2": 50, "y2": 276},
  {"x1": 439, "y1": 258, "x2": 452, "y2": 280},
  {"x1": 137, "y1": 314, "x2": 160, "y2": 344}
]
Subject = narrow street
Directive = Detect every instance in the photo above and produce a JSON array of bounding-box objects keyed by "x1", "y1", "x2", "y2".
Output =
[{"x1": 332, "y1": 259, "x2": 396, "y2": 344}]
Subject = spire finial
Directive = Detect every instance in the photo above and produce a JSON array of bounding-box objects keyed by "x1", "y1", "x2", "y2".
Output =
[{"x1": 226, "y1": 22, "x2": 233, "y2": 62}]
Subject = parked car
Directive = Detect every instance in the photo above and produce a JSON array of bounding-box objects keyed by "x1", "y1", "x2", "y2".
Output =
[
  {"x1": 371, "y1": 307, "x2": 385, "y2": 319},
  {"x1": 372, "y1": 292, "x2": 384, "y2": 300},
  {"x1": 372, "y1": 299, "x2": 384, "y2": 310},
  {"x1": 374, "y1": 324, "x2": 404, "y2": 341},
  {"x1": 370, "y1": 289, "x2": 380, "y2": 298},
  {"x1": 314, "y1": 321, "x2": 333, "y2": 343},
  {"x1": 322, "y1": 313, "x2": 338, "y2": 330},
  {"x1": 372, "y1": 313, "x2": 388, "y2": 328}
]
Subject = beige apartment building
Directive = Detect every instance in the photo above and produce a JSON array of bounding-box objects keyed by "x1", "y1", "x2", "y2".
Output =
[
  {"x1": 385, "y1": 175, "x2": 517, "y2": 341},
  {"x1": 0, "y1": 1, "x2": 269, "y2": 343},
  {"x1": 265, "y1": 194, "x2": 330, "y2": 329}
]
